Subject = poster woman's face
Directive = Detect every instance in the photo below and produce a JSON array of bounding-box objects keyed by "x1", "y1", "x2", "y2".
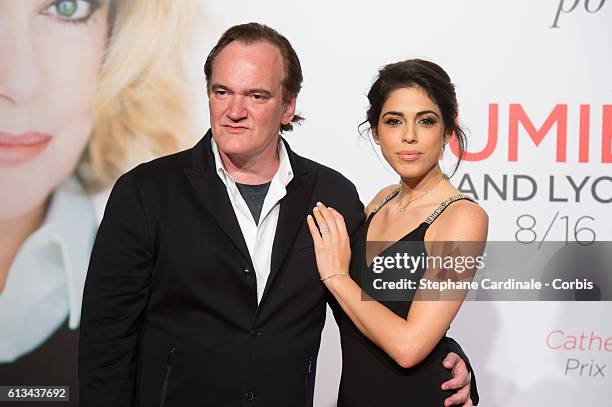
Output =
[{"x1": 0, "y1": 0, "x2": 109, "y2": 219}]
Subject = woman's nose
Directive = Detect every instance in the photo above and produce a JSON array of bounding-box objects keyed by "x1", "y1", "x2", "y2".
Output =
[
  {"x1": 402, "y1": 123, "x2": 417, "y2": 143},
  {"x1": 0, "y1": 20, "x2": 41, "y2": 105}
]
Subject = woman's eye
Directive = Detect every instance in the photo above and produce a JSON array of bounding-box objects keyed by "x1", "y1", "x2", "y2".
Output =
[
  {"x1": 384, "y1": 118, "x2": 402, "y2": 126},
  {"x1": 419, "y1": 117, "x2": 437, "y2": 126},
  {"x1": 44, "y1": 0, "x2": 99, "y2": 22}
]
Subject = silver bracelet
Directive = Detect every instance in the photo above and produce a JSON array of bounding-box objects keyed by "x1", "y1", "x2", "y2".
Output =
[{"x1": 320, "y1": 272, "x2": 349, "y2": 283}]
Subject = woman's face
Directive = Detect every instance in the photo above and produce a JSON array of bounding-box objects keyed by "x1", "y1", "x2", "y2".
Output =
[
  {"x1": 374, "y1": 86, "x2": 447, "y2": 180},
  {"x1": 0, "y1": 0, "x2": 109, "y2": 220}
]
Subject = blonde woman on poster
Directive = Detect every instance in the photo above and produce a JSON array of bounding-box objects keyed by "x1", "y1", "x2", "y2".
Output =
[{"x1": 0, "y1": 0, "x2": 198, "y2": 402}]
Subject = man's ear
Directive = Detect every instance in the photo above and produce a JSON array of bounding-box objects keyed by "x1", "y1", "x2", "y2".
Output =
[{"x1": 282, "y1": 96, "x2": 297, "y2": 125}]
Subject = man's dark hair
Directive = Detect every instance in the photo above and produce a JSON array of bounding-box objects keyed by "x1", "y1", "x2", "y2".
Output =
[{"x1": 204, "y1": 22, "x2": 304, "y2": 132}]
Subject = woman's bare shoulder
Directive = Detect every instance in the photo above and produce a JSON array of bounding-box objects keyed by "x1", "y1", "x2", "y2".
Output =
[{"x1": 430, "y1": 199, "x2": 489, "y2": 241}]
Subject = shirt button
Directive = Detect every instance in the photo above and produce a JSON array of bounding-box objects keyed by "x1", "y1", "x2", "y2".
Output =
[
  {"x1": 244, "y1": 391, "x2": 254, "y2": 400},
  {"x1": 250, "y1": 330, "x2": 262, "y2": 338},
  {"x1": 243, "y1": 268, "x2": 253, "y2": 279}
]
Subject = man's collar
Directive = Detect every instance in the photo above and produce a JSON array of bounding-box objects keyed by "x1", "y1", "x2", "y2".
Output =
[
  {"x1": 191, "y1": 129, "x2": 308, "y2": 177},
  {"x1": 210, "y1": 136, "x2": 293, "y2": 187}
]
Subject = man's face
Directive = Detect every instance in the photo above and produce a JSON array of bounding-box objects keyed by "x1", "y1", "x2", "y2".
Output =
[{"x1": 208, "y1": 40, "x2": 296, "y2": 159}]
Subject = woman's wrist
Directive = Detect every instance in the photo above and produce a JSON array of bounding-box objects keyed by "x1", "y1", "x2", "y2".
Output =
[
  {"x1": 320, "y1": 272, "x2": 349, "y2": 283},
  {"x1": 322, "y1": 270, "x2": 353, "y2": 292}
]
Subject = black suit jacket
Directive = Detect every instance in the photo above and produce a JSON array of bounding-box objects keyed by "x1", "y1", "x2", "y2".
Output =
[{"x1": 79, "y1": 131, "x2": 478, "y2": 406}]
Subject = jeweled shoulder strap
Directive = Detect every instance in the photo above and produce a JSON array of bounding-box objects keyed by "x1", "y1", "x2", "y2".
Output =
[{"x1": 424, "y1": 194, "x2": 476, "y2": 225}]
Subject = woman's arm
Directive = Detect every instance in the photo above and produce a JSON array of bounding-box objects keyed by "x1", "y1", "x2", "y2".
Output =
[{"x1": 307, "y1": 201, "x2": 488, "y2": 369}]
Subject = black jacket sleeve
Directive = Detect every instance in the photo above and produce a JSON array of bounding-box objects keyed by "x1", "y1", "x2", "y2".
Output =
[
  {"x1": 325, "y1": 179, "x2": 365, "y2": 324},
  {"x1": 443, "y1": 336, "x2": 480, "y2": 405},
  {"x1": 79, "y1": 170, "x2": 155, "y2": 407}
]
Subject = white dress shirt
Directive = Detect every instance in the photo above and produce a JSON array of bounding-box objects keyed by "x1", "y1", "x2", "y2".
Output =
[
  {"x1": 211, "y1": 137, "x2": 294, "y2": 303},
  {"x1": 0, "y1": 178, "x2": 97, "y2": 362}
]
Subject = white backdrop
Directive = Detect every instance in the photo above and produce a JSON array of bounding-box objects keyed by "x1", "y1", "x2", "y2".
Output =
[{"x1": 188, "y1": 1, "x2": 612, "y2": 405}]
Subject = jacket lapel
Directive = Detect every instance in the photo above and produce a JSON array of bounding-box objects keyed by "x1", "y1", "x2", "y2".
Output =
[
  {"x1": 261, "y1": 139, "x2": 316, "y2": 302},
  {"x1": 183, "y1": 131, "x2": 253, "y2": 267}
]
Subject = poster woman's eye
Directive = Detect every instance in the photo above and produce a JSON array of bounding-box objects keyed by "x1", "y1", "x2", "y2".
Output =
[{"x1": 44, "y1": 0, "x2": 101, "y2": 23}]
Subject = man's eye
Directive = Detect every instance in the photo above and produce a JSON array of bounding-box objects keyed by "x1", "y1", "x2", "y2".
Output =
[
  {"x1": 44, "y1": 0, "x2": 99, "y2": 23},
  {"x1": 251, "y1": 94, "x2": 266, "y2": 100},
  {"x1": 214, "y1": 90, "x2": 228, "y2": 97}
]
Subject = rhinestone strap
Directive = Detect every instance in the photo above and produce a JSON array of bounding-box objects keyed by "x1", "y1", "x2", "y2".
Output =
[
  {"x1": 369, "y1": 186, "x2": 402, "y2": 216},
  {"x1": 424, "y1": 194, "x2": 476, "y2": 224}
]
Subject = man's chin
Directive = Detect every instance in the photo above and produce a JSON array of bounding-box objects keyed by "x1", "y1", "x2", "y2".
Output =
[{"x1": 215, "y1": 139, "x2": 254, "y2": 157}]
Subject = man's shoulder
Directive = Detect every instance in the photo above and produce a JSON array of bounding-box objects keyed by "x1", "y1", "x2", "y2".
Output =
[
  {"x1": 293, "y1": 153, "x2": 364, "y2": 225},
  {"x1": 109, "y1": 147, "x2": 194, "y2": 200},
  {"x1": 294, "y1": 153, "x2": 356, "y2": 191}
]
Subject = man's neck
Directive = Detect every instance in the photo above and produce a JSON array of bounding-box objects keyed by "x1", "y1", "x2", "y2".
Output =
[{"x1": 217, "y1": 138, "x2": 281, "y2": 185}]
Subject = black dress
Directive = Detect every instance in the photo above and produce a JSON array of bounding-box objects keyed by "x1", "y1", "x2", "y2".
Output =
[{"x1": 337, "y1": 191, "x2": 475, "y2": 406}]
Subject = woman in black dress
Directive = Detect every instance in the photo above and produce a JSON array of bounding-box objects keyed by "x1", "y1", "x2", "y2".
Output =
[{"x1": 307, "y1": 59, "x2": 488, "y2": 406}]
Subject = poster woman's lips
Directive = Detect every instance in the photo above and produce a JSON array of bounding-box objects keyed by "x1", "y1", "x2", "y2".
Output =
[{"x1": 0, "y1": 131, "x2": 52, "y2": 165}]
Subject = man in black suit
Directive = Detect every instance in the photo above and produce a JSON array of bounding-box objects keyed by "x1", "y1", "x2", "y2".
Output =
[{"x1": 79, "y1": 23, "x2": 477, "y2": 406}]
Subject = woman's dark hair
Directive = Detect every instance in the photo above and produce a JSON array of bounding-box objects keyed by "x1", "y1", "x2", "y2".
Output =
[
  {"x1": 204, "y1": 22, "x2": 304, "y2": 133},
  {"x1": 360, "y1": 59, "x2": 467, "y2": 177}
]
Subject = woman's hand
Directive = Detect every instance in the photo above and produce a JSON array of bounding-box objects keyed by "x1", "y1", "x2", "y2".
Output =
[{"x1": 306, "y1": 202, "x2": 352, "y2": 282}]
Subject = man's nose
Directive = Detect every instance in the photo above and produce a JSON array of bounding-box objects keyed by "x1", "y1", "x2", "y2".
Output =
[
  {"x1": 227, "y1": 96, "x2": 247, "y2": 121},
  {"x1": 0, "y1": 22, "x2": 41, "y2": 105}
]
